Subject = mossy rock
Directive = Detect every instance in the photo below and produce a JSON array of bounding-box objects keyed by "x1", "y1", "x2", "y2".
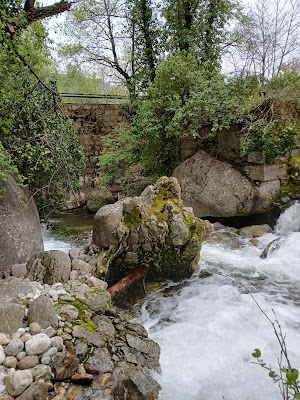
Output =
[
  {"x1": 86, "y1": 189, "x2": 114, "y2": 213},
  {"x1": 288, "y1": 157, "x2": 300, "y2": 183}
]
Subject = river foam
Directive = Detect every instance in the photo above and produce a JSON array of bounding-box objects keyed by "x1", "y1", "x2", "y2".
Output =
[{"x1": 135, "y1": 202, "x2": 300, "y2": 400}]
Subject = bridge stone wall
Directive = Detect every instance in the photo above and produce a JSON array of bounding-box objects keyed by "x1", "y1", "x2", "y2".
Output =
[{"x1": 64, "y1": 103, "x2": 129, "y2": 208}]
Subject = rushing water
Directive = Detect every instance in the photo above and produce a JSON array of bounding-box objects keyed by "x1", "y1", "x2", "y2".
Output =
[
  {"x1": 134, "y1": 201, "x2": 300, "y2": 400},
  {"x1": 43, "y1": 202, "x2": 300, "y2": 400}
]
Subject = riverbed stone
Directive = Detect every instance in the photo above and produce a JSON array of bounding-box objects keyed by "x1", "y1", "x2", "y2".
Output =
[
  {"x1": 4, "y1": 356, "x2": 18, "y2": 368},
  {"x1": 85, "y1": 347, "x2": 113, "y2": 375},
  {"x1": 5, "y1": 339, "x2": 24, "y2": 356},
  {"x1": 50, "y1": 351, "x2": 79, "y2": 380},
  {"x1": 25, "y1": 333, "x2": 51, "y2": 355},
  {"x1": 30, "y1": 364, "x2": 52, "y2": 382},
  {"x1": 11, "y1": 264, "x2": 27, "y2": 278},
  {"x1": 18, "y1": 355, "x2": 39, "y2": 370},
  {"x1": 26, "y1": 250, "x2": 71, "y2": 284},
  {"x1": 0, "y1": 346, "x2": 5, "y2": 365},
  {"x1": 27, "y1": 295, "x2": 58, "y2": 329},
  {"x1": 126, "y1": 335, "x2": 160, "y2": 359},
  {"x1": 72, "y1": 325, "x2": 105, "y2": 347},
  {"x1": 15, "y1": 381, "x2": 48, "y2": 400},
  {"x1": 0, "y1": 303, "x2": 25, "y2": 334},
  {"x1": 237, "y1": 224, "x2": 273, "y2": 238},
  {"x1": 72, "y1": 259, "x2": 92, "y2": 276},
  {"x1": 92, "y1": 316, "x2": 115, "y2": 339},
  {"x1": 4, "y1": 370, "x2": 33, "y2": 397},
  {"x1": 113, "y1": 363, "x2": 161, "y2": 400}
]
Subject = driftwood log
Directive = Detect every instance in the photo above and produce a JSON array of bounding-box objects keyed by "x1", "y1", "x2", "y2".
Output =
[{"x1": 107, "y1": 264, "x2": 149, "y2": 298}]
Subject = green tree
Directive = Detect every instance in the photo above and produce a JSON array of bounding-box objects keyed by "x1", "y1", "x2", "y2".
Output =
[{"x1": 0, "y1": 0, "x2": 85, "y2": 213}]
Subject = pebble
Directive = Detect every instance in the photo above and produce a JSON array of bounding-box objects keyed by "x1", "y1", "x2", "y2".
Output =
[
  {"x1": 0, "y1": 346, "x2": 5, "y2": 364},
  {"x1": 17, "y1": 328, "x2": 26, "y2": 335},
  {"x1": 21, "y1": 333, "x2": 32, "y2": 343},
  {"x1": 18, "y1": 355, "x2": 39, "y2": 370},
  {"x1": 50, "y1": 337, "x2": 64, "y2": 352},
  {"x1": 17, "y1": 293, "x2": 25, "y2": 300},
  {"x1": 41, "y1": 357, "x2": 51, "y2": 365},
  {"x1": 42, "y1": 347, "x2": 58, "y2": 359},
  {"x1": 25, "y1": 334, "x2": 51, "y2": 356},
  {"x1": 29, "y1": 322, "x2": 41, "y2": 335},
  {"x1": 41, "y1": 327, "x2": 56, "y2": 338},
  {"x1": 16, "y1": 351, "x2": 26, "y2": 361},
  {"x1": 26, "y1": 293, "x2": 34, "y2": 299},
  {"x1": 70, "y1": 271, "x2": 78, "y2": 281},
  {"x1": 0, "y1": 334, "x2": 9, "y2": 346},
  {"x1": 11, "y1": 332, "x2": 21, "y2": 339},
  {"x1": 4, "y1": 356, "x2": 18, "y2": 368},
  {"x1": 58, "y1": 322, "x2": 64, "y2": 329},
  {"x1": 5, "y1": 339, "x2": 24, "y2": 356}
]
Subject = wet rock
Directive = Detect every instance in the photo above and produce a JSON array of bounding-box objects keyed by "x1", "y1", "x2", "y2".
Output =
[
  {"x1": 26, "y1": 250, "x2": 71, "y2": 284},
  {"x1": 51, "y1": 352, "x2": 79, "y2": 380},
  {"x1": 18, "y1": 356, "x2": 39, "y2": 370},
  {"x1": 4, "y1": 370, "x2": 33, "y2": 397},
  {"x1": 85, "y1": 347, "x2": 113, "y2": 374},
  {"x1": 15, "y1": 381, "x2": 48, "y2": 400},
  {"x1": 25, "y1": 333, "x2": 51, "y2": 356},
  {"x1": 126, "y1": 335, "x2": 160, "y2": 359},
  {"x1": 5, "y1": 339, "x2": 24, "y2": 356},
  {"x1": 113, "y1": 363, "x2": 161, "y2": 400},
  {"x1": 237, "y1": 224, "x2": 272, "y2": 238},
  {"x1": 72, "y1": 325, "x2": 105, "y2": 348},
  {"x1": 28, "y1": 296, "x2": 58, "y2": 329}
]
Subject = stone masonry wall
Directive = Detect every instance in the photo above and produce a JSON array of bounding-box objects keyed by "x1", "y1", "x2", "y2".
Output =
[{"x1": 64, "y1": 103, "x2": 129, "y2": 208}]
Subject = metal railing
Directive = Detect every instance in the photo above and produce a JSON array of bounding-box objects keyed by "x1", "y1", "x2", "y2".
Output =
[{"x1": 60, "y1": 93, "x2": 128, "y2": 100}]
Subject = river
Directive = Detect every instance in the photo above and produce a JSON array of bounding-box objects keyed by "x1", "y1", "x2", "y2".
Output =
[{"x1": 43, "y1": 202, "x2": 300, "y2": 400}]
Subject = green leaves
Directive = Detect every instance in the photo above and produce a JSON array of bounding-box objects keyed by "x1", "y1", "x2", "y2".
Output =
[{"x1": 252, "y1": 348, "x2": 261, "y2": 358}]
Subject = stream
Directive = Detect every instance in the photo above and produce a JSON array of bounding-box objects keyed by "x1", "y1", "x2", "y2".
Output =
[{"x1": 43, "y1": 202, "x2": 300, "y2": 400}]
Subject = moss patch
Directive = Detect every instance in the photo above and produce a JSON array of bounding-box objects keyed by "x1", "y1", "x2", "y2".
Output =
[{"x1": 124, "y1": 207, "x2": 143, "y2": 228}]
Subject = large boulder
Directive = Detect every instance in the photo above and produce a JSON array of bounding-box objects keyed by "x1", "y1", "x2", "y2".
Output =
[
  {"x1": 92, "y1": 177, "x2": 212, "y2": 283},
  {"x1": 26, "y1": 250, "x2": 71, "y2": 284},
  {"x1": 86, "y1": 188, "x2": 114, "y2": 213},
  {"x1": 0, "y1": 175, "x2": 43, "y2": 270},
  {"x1": 173, "y1": 150, "x2": 281, "y2": 218}
]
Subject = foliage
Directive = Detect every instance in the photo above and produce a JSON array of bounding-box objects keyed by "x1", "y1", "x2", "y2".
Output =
[
  {"x1": 97, "y1": 123, "x2": 140, "y2": 187},
  {"x1": 0, "y1": 13, "x2": 85, "y2": 214},
  {"x1": 130, "y1": 51, "x2": 300, "y2": 175},
  {"x1": 252, "y1": 349, "x2": 300, "y2": 399}
]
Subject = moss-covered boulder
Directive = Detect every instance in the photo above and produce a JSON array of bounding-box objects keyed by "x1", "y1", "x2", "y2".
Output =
[
  {"x1": 92, "y1": 177, "x2": 212, "y2": 284},
  {"x1": 86, "y1": 188, "x2": 114, "y2": 213}
]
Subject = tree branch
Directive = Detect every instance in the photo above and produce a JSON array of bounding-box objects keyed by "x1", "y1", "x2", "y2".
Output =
[{"x1": 25, "y1": 1, "x2": 73, "y2": 26}]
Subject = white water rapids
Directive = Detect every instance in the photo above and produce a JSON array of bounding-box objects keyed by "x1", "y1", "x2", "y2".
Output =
[{"x1": 43, "y1": 201, "x2": 300, "y2": 400}]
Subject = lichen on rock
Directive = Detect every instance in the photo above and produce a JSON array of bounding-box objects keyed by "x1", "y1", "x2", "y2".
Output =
[{"x1": 92, "y1": 177, "x2": 212, "y2": 284}]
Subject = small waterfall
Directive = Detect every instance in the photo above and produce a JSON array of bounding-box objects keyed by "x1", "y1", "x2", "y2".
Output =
[{"x1": 275, "y1": 201, "x2": 300, "y2": 235}]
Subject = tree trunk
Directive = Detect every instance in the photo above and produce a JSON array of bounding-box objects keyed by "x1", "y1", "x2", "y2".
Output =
[{"x1": 107, "y1": 264, "x2": 149, "y2": 298}]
